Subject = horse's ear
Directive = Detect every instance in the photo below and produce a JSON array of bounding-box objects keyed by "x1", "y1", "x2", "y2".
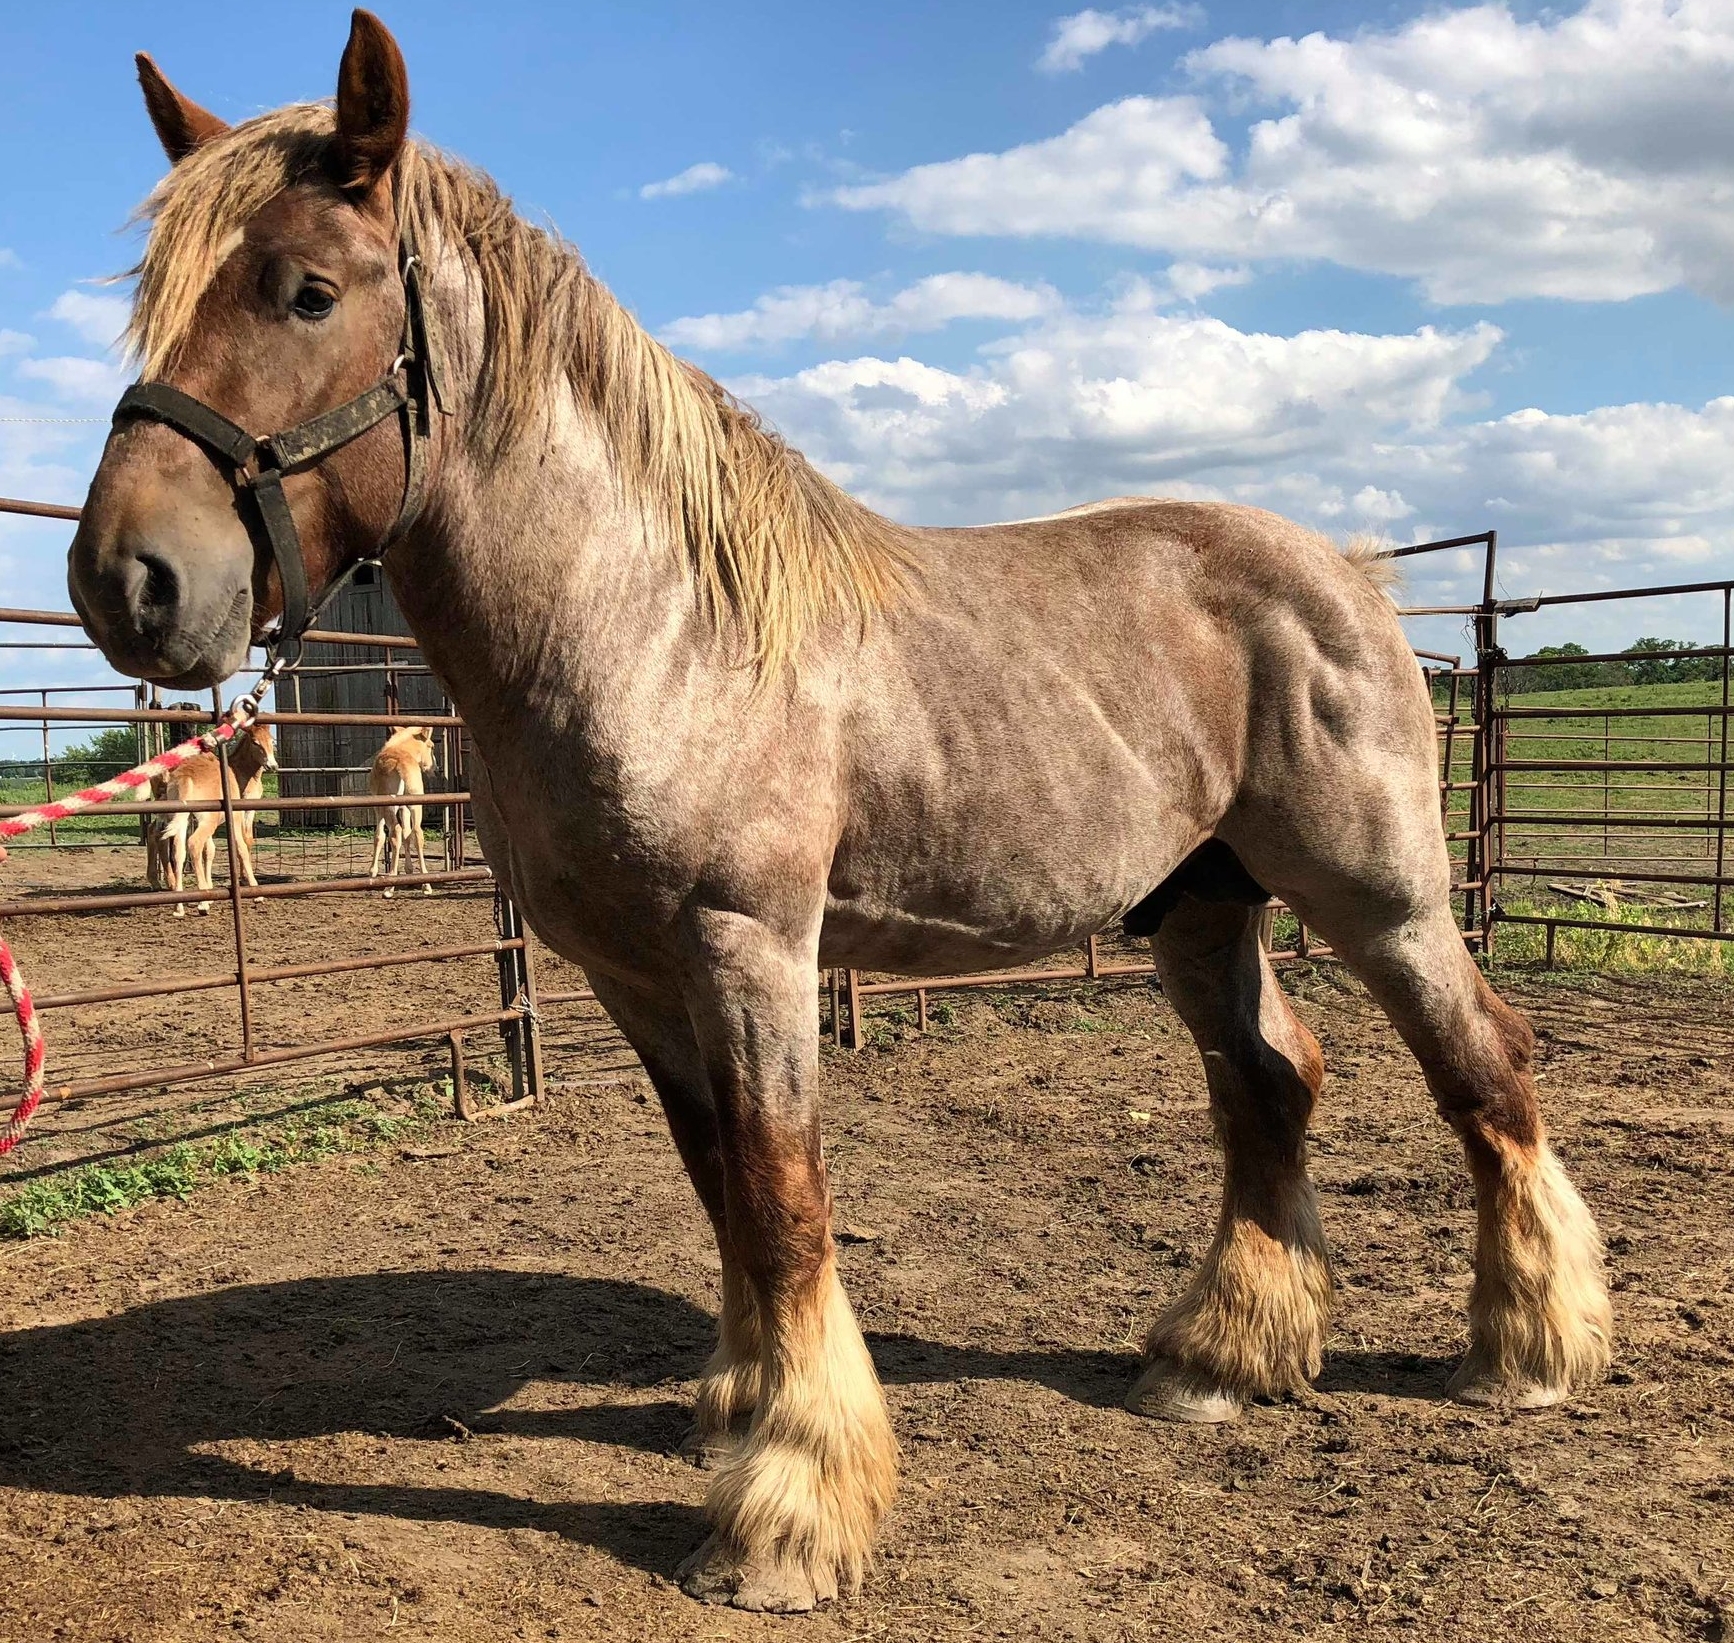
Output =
[
  {"x1": 334, "y1": 10, "x2": 409, "y2": 203},
  {"x1": 135, "y1": 54, "x2": 229, "y2": 164}
]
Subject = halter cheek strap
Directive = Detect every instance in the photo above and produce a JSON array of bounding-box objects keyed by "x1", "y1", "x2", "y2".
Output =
[{"x1": 109, "y1": 246, "x2": 442, "y2": 662}]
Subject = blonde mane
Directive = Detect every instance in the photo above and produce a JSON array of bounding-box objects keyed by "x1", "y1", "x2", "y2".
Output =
[
  {"x1": 126, "y1": 103, "x2": 913, "y2": 676},
  {"x1": 1341, "y1": 531, "x2": 1402, "y2": 596}
]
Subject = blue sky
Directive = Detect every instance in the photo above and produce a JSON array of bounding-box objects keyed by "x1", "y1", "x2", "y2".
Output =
[{"x1": 3, "y1": 0, "x2": 1732, "y2": 696}]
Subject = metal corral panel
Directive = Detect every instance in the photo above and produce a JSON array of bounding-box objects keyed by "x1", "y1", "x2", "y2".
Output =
[{"x1": 275, "y1": 569, "x2": 458, "y2": 829}]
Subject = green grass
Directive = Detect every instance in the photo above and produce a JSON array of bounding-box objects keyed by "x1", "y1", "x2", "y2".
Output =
[
  {"x1": 0, "y1": 767, "x2": 302, "y2": 849},
  {"x1": 1492, "y1": 896, "x2": 1734, "y2": 977},
  {"x1": 1439, "y1": 678, "x2": 1729, "y2": 813},
  {"x1": 0, "y1": 1089, "x2": 443, "y2": 1240},
  {"x1": 1434, "y1": 679, "x2": 1729, "y2": 944}
]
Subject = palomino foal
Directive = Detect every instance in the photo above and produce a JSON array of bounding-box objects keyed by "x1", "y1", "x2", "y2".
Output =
[
  {"x1": 67, "y1": 13, "x2": 1611, "y2": 1613},
  {"x1": 365, "y1": 724, "x2": 435, "y2": 896},
  {"x1": 157, "y1": 724, "x2": 275, "y2": 916}
]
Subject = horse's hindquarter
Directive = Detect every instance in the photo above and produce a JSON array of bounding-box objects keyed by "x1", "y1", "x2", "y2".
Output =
[{"x1": 821, "y1": 506, "x2": 1251, "y2": 975}]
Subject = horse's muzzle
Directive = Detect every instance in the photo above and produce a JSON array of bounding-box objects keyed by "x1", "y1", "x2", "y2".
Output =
[{"x1": 67, "y1": 525, "x2": 253, "y2": 690}]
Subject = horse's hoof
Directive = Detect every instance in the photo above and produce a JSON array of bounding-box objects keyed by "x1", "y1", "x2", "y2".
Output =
[
  {"x1": 422, "y1": 885, "x2": 434, "y2": 896},
  {"x1": 676, "y1": 1535, "x2": 836, "y2": 1612},
  {"x1": 1447, "y1": 1358, "x2": 1569, "y2": 1411},
  {"x1": 382, "y1": 888, "x2": 395, "y2": 900},
  {"x1": 675, "y1": 1414, "x2": 750, "y2": 1470},
  {"x1": 1125, "y1": 1359, "x2": 1243, "y2": 1423}
]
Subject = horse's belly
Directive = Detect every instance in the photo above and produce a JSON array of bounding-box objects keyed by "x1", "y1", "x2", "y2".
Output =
[{"x1": 819, "y1": 845, "x2": 1169, "y2": 976}]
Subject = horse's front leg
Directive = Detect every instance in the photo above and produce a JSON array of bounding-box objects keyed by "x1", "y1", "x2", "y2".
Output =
[
  {"x1": 585, "y1": 972, "x2": 763, "y2": 1461},
  {"x1": 674, "y1": 909, "x2": 897, "y2": 1612}
]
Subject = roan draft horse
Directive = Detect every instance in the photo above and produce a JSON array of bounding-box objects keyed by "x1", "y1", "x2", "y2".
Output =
[{"x1": 67, "y1": 13, "x2": 1611, "y2": 1613}]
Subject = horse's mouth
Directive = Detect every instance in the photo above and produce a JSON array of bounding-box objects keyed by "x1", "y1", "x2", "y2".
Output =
[{"x1": 93, "y1": 582, "x2": 255, "y2": 692}]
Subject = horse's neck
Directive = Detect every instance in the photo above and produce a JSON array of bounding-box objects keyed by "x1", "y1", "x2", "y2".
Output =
[{"x1": 391, "y1": 389, "x2": 703, "y2": 766}]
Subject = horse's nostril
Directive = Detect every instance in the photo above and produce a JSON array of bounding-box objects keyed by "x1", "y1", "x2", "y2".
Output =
[{"x1": 132, "y1": 550, "x2": 182, "y2": 623}]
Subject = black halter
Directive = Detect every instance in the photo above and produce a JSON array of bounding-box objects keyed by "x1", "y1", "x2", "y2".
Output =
[{"x1": 110, "y1": 245, "x2": 444, "y2": 664}]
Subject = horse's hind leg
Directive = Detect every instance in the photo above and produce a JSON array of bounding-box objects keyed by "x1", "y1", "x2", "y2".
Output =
[
  {"x1": 412, "y1": 806, "x2": 433, "y2": 893},
  {"x1": 586, "y1": 974, "x2": 762, "y2": 1461},
  {"x1": 166, "y1": 819, "x2": 188, "y2": 918},
  {"x1": 1230, "y1": 700, "x2": 1610, "y2": 1405},
  {"x1": 1128, "y1": 897, "x2": 1331, "y2": 1423},
  {"x1": 1304, "y1": 891, "x2": 1610, "y2": 1405},
  {"x1": 192, "y1": 818, "x2": 218, "y2": 914},
  {"x1": 383, "y1": 811, "x2": 405, "y2": 899},
  {"x1": 368, "y1": 813, "x2": 389, "y2": 892}
]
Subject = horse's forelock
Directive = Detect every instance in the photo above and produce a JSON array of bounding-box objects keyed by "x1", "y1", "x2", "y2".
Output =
[{"x1": 126, "y1": 102, "x2": 338, "y2": 377}]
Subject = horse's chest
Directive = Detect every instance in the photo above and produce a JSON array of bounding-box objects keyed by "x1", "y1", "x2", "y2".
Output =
[{"x1": 467, "y1": 761, "x2": 687, "y2": 984}]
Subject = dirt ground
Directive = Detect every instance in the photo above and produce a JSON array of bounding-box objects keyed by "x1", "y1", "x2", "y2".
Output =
[{"x1": 0, "y1": 880, "x2": 1727, "y2": 1642}]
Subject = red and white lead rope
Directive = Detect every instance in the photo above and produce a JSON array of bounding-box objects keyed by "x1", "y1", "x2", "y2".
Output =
[{"x1": 0, "y1": 662, "x2": 283, "y2": 1157}]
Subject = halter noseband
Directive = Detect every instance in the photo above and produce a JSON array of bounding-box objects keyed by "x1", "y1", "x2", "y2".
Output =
[{"x1": 109, "y1": 245, "x2": 444, "y2": 664}]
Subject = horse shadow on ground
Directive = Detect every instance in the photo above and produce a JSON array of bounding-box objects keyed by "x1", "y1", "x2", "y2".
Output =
[{"x1": 0, "y1": 1268, "x2": 1448, "y2": 1578}]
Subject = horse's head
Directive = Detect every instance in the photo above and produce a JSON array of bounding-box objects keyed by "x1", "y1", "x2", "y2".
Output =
[
  {"x1": 246, "y1": 724, "x2": 279, "y2": 774},
  {"x1": 68, "y1": 11, "x2": 421, "y2": 689}
]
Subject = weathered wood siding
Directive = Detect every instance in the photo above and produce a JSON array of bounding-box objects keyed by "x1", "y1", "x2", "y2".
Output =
[{"x1": 275, "y1": 568, "x2": 461, "y2": 830}]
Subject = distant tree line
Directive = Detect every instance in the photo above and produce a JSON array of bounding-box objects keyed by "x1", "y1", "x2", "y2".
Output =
[
  {"x1": 1, "y1": 703, "x2": 209, "y2": 790},
  {"x1": 1505, "y1": 637, "x2": 1726, "y2": 693}
]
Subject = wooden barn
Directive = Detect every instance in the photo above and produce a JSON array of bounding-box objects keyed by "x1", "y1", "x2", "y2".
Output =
[{"x1": 275, "y1": 567, "x2": 463, "y2": 834}]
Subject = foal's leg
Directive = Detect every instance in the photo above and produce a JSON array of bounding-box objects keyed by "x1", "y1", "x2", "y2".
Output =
[
  {"x1": 383, "y1": 810, "x2": 405, "y2": 900},
  {"x1": 1128, "y1": 898, "x2": 1331, "y2": 1423},
  {"x1": 412, "y1": 804, "x2": 433, "y2": 894},
  {"x1": 233, "y1": 810, "x2": 260, "y2": 890},
  {"x1": 1302, "y1": 893, "x2": 1611, "y2": 1405},
  {"x1": 367, "y1": 812, "x2": 389, "y2": 891},
  {"x1": 166, "y1": 817, "x2": 188, "y2": 918},
  {"x1": 190, "y1": 816, "x2": 218, "y2": 915},
  {"x1": 675, "y1": 911, "x2": 896, "y2": 1612},
  {"x1": 587, "y1": 974, "x2": 762, "y2": 1457}
]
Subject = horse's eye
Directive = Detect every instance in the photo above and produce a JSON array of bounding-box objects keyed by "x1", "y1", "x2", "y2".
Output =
[{"x1": 291, "y1": 284, "x2": 336, "y2": 321}]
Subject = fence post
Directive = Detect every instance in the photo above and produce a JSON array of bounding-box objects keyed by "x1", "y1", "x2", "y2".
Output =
[
  {"x1": 216, "y1": 737, "x2": 256, "y2": 1062},
  {"x1": 39, "y1": 689, "x2": 55, "y2": 847},
  {"x1": 492, "y1": 887, "x2": 542, "y2": 1109},
  {"x1": 1472, "y1": 531, "x2": 1501, "y2": 955},
  {"x1": 846, "y1": 969, "x2": 863, "y2": 1052},
  {"x1": 1717, "y1": 587, "x2": 1730, "y2": 935}
]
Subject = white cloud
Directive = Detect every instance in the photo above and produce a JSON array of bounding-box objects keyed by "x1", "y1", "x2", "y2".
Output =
[
  {"x1": 833, "y1": 0, "x2": 1734, "y2": 305},
  {"x1": 0, "y1": 250, "x2": 20, "y2": 271},
  {"x1": 0, "y1": 330, "x2": 32, "y2": 358},
  {"x1": 16, "y1": 355, "x2": 129, "y2": 403},
  {"x1": 1162, "y1": 262, "x2": 1250, "y2": 303},
  {"x1": 735, "y1": 285, "x2": 1501, "y2": 513},
  {"x1": 662, "y1": 273, "x2": 1059, "y2": 352},
  {"x1": 1038, "y1": 5, "x2": 1202, "y2": 73},
  {"x1": 639, "y1": 162, "x2": 734, "y2": 201},
  {"x1": 724, "y1": 293, "x2": 1734, "y2": 646},
  {"x1": 45, "y1": 290, "x2": 129, "y2": 350}
]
